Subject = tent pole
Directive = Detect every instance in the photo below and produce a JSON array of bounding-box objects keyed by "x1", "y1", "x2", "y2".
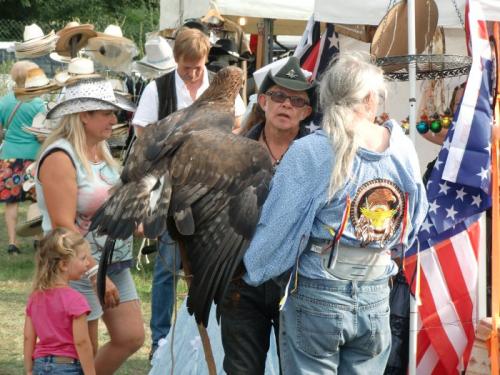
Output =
[{"x1": 407, "y1": 0, "x2": 418, "y2": 374}]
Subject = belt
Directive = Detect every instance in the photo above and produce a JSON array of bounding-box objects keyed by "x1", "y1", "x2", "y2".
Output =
[
  {"x1": 308, "y1": 239, "x2": 391, "y2": 281},
  {"x1": 36, "y1": 355, "x2": 80, "y2": 364}
]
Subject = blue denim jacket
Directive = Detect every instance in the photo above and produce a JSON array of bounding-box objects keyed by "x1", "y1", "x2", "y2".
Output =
[{"x1": 243, "y1": 121, "x2": 429, "y2": 286}]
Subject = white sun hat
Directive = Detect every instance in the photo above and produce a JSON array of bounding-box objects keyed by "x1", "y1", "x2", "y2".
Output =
[
  {"x1": 46, "y1": 78, "x2": 136, "y2": 119},
  {"x1": 23, "y1": 24, "x2": 44, "y2": 42},
  {"x1": 15, "y1": 24, "x2": 57, "y2": 59},
  {"x1": 137, "y1": 36, "x2": 177, "y2": 72},
  {"x1": 54, "y1": 57, "x2": 101, "y2": 85}
]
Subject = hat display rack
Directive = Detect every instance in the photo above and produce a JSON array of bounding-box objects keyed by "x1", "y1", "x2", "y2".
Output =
[
  {"x1": 373, "y1": 0, "x2": 472, "y2": 81},
  {"x1": 370, "y1": 0, "x2": 472, "y2": 141}
]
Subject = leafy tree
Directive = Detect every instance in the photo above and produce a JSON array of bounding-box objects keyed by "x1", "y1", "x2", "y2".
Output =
[{"x1": 0, "y1": 0, "x2": 160, "y2": 52}]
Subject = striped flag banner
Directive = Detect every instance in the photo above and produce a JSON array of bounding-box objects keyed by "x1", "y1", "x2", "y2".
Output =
[{"x1": 404, "y1": 0, "x2": 494, "y2": 373}]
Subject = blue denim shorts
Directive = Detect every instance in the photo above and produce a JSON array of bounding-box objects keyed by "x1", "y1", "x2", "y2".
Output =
[
  {"x1": 70, "y1": 266, "x2": 139, "y2": 321},
  {"x1": 33, "y1": 356, "x2": 83, "y2": 374},
  {"x1": 280, "y1": 276, "x2": 391, "y2": 375}
]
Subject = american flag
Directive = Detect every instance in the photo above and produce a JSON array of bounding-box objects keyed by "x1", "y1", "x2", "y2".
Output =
[
  {"x1": 296, "y1": 21, "x2": 339, "y2": 134},
  {"x1": 294, "y1": 21, "x2": 339, "y2": 80},
  {"x1": 404, "y1": 1, "x2": 494, "y2": 373}
]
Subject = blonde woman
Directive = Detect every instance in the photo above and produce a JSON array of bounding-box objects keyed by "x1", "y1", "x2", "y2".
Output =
[
  {"x1": 35, "y1": 78, "x2": 144, "y2": 374},
  {"x1": 242, "y1": 53, "x2": 429, "y2": 373},
  {"x1": 0, "y1": 60, "x2": 45, "y2": 254}
]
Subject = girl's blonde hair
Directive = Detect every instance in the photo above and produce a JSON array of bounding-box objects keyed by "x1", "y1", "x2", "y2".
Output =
[
  {"x1": 32, "y1": 227, "x2": 89, "y2": 291},
  {"x1": 320, "y1": 52, "x2": 386, "y2": 200},
  {"x1": 38, "y1": 112, "x2": 118, "y2": 177}
]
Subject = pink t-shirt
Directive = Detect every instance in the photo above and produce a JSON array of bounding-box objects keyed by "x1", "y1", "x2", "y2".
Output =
[{"x1": 26, "y1": 287, "x2": 90, "y2": 359}]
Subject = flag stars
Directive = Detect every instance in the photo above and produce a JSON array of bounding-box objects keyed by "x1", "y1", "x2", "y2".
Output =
[
  {"x1": 434, "y1": 158, "x2": 443, "y2": 170},
  {"x1": 429, "y1": 200, "x2": 440, "y2": 214},
  {"x1": 420, "y1": 219, "x2": 433, "y2": 233},
  {"x1": 471, "y1": 194, "x2": 482, "y2": 207},
  {"x1": 442, "y1": 138, "x2": 451, "y2": 150},
  {"x1": 305, "y1": 121, "x2": 320, "y2": 133},
  {"x1": 455, "y1": 187, "x2": 467, "y2": 201},
  {"x1": 445, "y1": 205, "x2": 458, "y2": 220},
  {"x1": 438, "y1": 181, "x2": 450, "y2": 195},
  {"x1": 477, "y1": 166, "x2": 489, "y2": 180}
]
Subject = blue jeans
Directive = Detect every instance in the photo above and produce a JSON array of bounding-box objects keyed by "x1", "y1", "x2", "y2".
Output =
[
  {"x1": 33, "y1": 356, "x2": 82, "y2": 374},
  {"x1": 150, "y1": 232, "x2": 181, "y2": 349},
  {"x1": 280, "y1": 276, "x2": 391, "y2": 375}
]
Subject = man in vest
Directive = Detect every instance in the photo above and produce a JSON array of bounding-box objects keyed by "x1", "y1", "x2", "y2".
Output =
[{"x1": 132, "y1": 27, "x2": 246, "y2": 358}]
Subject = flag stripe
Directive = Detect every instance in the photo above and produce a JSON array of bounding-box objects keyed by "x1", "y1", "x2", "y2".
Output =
[
  {"x1": 436, "y1": 226, "x2": 479, "y2": 365},
  {"x1": 419, "y1": 252, "x2": 463, "y2": 373}
]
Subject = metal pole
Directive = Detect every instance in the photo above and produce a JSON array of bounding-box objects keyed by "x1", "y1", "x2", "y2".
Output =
[
  {"x1": 263, "y1": 18, "x2": 274, "y2": 66},
  {"x1": 407, "y1": 0, "x2": 418, "y2": 374},
  {"x1": 408, "y1": 0, "x2": 417, "y2": 145}
]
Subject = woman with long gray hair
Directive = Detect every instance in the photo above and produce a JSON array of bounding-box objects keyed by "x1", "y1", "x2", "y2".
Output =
[{"x1": 242, "y1": 52, "x2": 428, "y2": 373}]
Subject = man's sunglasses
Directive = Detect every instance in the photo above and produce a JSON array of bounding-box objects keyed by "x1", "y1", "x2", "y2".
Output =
[{"x1": 265, "y1": 91, "x2": 310, "y2": 108}]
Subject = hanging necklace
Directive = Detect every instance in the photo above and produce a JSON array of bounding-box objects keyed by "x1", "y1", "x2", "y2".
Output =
[{"x1": 262, "y1": 129, "x2": 289, "y2": 166}]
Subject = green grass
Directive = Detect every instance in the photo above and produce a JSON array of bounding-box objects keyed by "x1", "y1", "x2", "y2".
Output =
[{"x1": 0, "y1": 202, "x2": 187, "y2": 374}]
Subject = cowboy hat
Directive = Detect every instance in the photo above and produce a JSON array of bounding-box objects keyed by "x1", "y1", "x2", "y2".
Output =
[
  {"x1": 22, "y1": 111, "x2": 56, "y2": 137},
  {"x1": 54, "y1": 57, "x2": 101, "y2": 86},
  {"x1": 16, "y1": 203, "x2": 42, "y2": 238},
  {"x1": 209, "y1": 39, "x2": 248, "y2": 61},
  {"x1": 55, "y1": 21, "x2": 97, "y2": 57},
  {"x1": 137, "y1": 36, "x2": 176, "y2": 72},
  {"x1": 85, "y1": 25, "x2": 138, "y2": 71},
  {"x1": 14, "y1": 68, "x2": 59, "y2": 97},
  {"x1": 15, "y1": 24, "x2": 57, "y2": 59},
  {"x1": 49, "y1": 52, "x2": 72, "y2": 64},
  {"x1": 257, "y1": 56, "x2": 315, "y2": 96},
  {"x1": 46, "y1": 77, "x2": 136, "y2": 119},
  {"x1": 371, "y1": 0, "x2": 438, "y2": 59}
]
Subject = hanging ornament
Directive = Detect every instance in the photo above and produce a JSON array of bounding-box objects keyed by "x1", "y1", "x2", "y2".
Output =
[
  {"x1": 429, "y1": 112, "x2": 442, "y2": 133},
  {"x1": 416, "y1": 114, "x2": 429, "y2": 134},
  {"x1": 441, "y1": 108, "x2": 452, "y2": 129},
  {"x1": 430, "y1": 119, "x2": 442, "y2": 133},
  {"x1": 400, "y1": 117, "x2": 410, "y2": 134}
]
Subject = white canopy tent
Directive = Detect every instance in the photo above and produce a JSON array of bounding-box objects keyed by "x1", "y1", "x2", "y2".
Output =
[{"x1": 159, "y1": 0, "x2": 499, "y2": 30}]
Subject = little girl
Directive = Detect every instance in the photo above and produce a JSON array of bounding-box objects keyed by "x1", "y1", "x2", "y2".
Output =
[{"x1": 23, "y1": 227, "x2": 96, "y2": 375}]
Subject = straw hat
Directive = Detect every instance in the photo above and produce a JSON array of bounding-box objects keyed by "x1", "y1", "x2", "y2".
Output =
[
  {"x1": 49, "y1": 52, "x2": 72, "y2": 64},
  {"x1": 55, "y1": 21, "x2": 97, "y2": 57},
  {"x1": 46, "y1": 78, "x2": 136, "y2": 119},
  {"x1": 137, "y1": 36, "x2": 176, "y2": 72},
  {"x1": 15, "y1": 23, "x2": 57, "y2": 59},
  {"x1": 14, "y1": 68, "x2": 59, "y2": 98},
  {"x1": 371, "y1": 0, "x2": 438, "y2": 59},
  {"x1": 85, "y1": 25, "x2": 138, "y2": 71},
  {"x1": 23, "y1": 24, "x2": 45, "y2": 42},
  {"x1": 22, "y1": 111, "x2": 56, "y2": 138},
  {"x1": 16, "y1": 203, "x2": 42, "y2": 238},
  {"x1": 54, "y1": 57, "x2": 101, "y2": 85}
]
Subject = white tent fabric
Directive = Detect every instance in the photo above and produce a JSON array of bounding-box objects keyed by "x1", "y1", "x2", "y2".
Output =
[
  {"x1": 160, "y1": 0, "x2": 314, "y2": 30},
  {"x1": 159, "y1": 0, "x2": 500, "y2": 30},
  {"x1": 314, "y1": 0, "x2": 468, "y2": 27}
]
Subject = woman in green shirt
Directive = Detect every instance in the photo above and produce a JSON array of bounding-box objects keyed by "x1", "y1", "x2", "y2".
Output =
[{"x1": 0, "y1": 60, "x2": 45, "y2": 254}]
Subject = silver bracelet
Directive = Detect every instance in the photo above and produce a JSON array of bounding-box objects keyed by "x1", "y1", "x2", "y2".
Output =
[{"x1": 85, "y1": 265, "x2": 99, "y2": 279}]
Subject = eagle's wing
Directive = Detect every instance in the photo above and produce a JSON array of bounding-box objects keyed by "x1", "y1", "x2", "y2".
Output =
[
  {"x1": 168, "y1": 130, "x2": 272, "y2": 327},
  {"x1": 121, "y1": 109, "x2": 187, "y2": 183}
]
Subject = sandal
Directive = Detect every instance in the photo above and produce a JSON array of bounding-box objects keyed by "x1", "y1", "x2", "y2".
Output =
[{"x1": 7, "y1": 244, "x2": 20, "y2": 255}]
